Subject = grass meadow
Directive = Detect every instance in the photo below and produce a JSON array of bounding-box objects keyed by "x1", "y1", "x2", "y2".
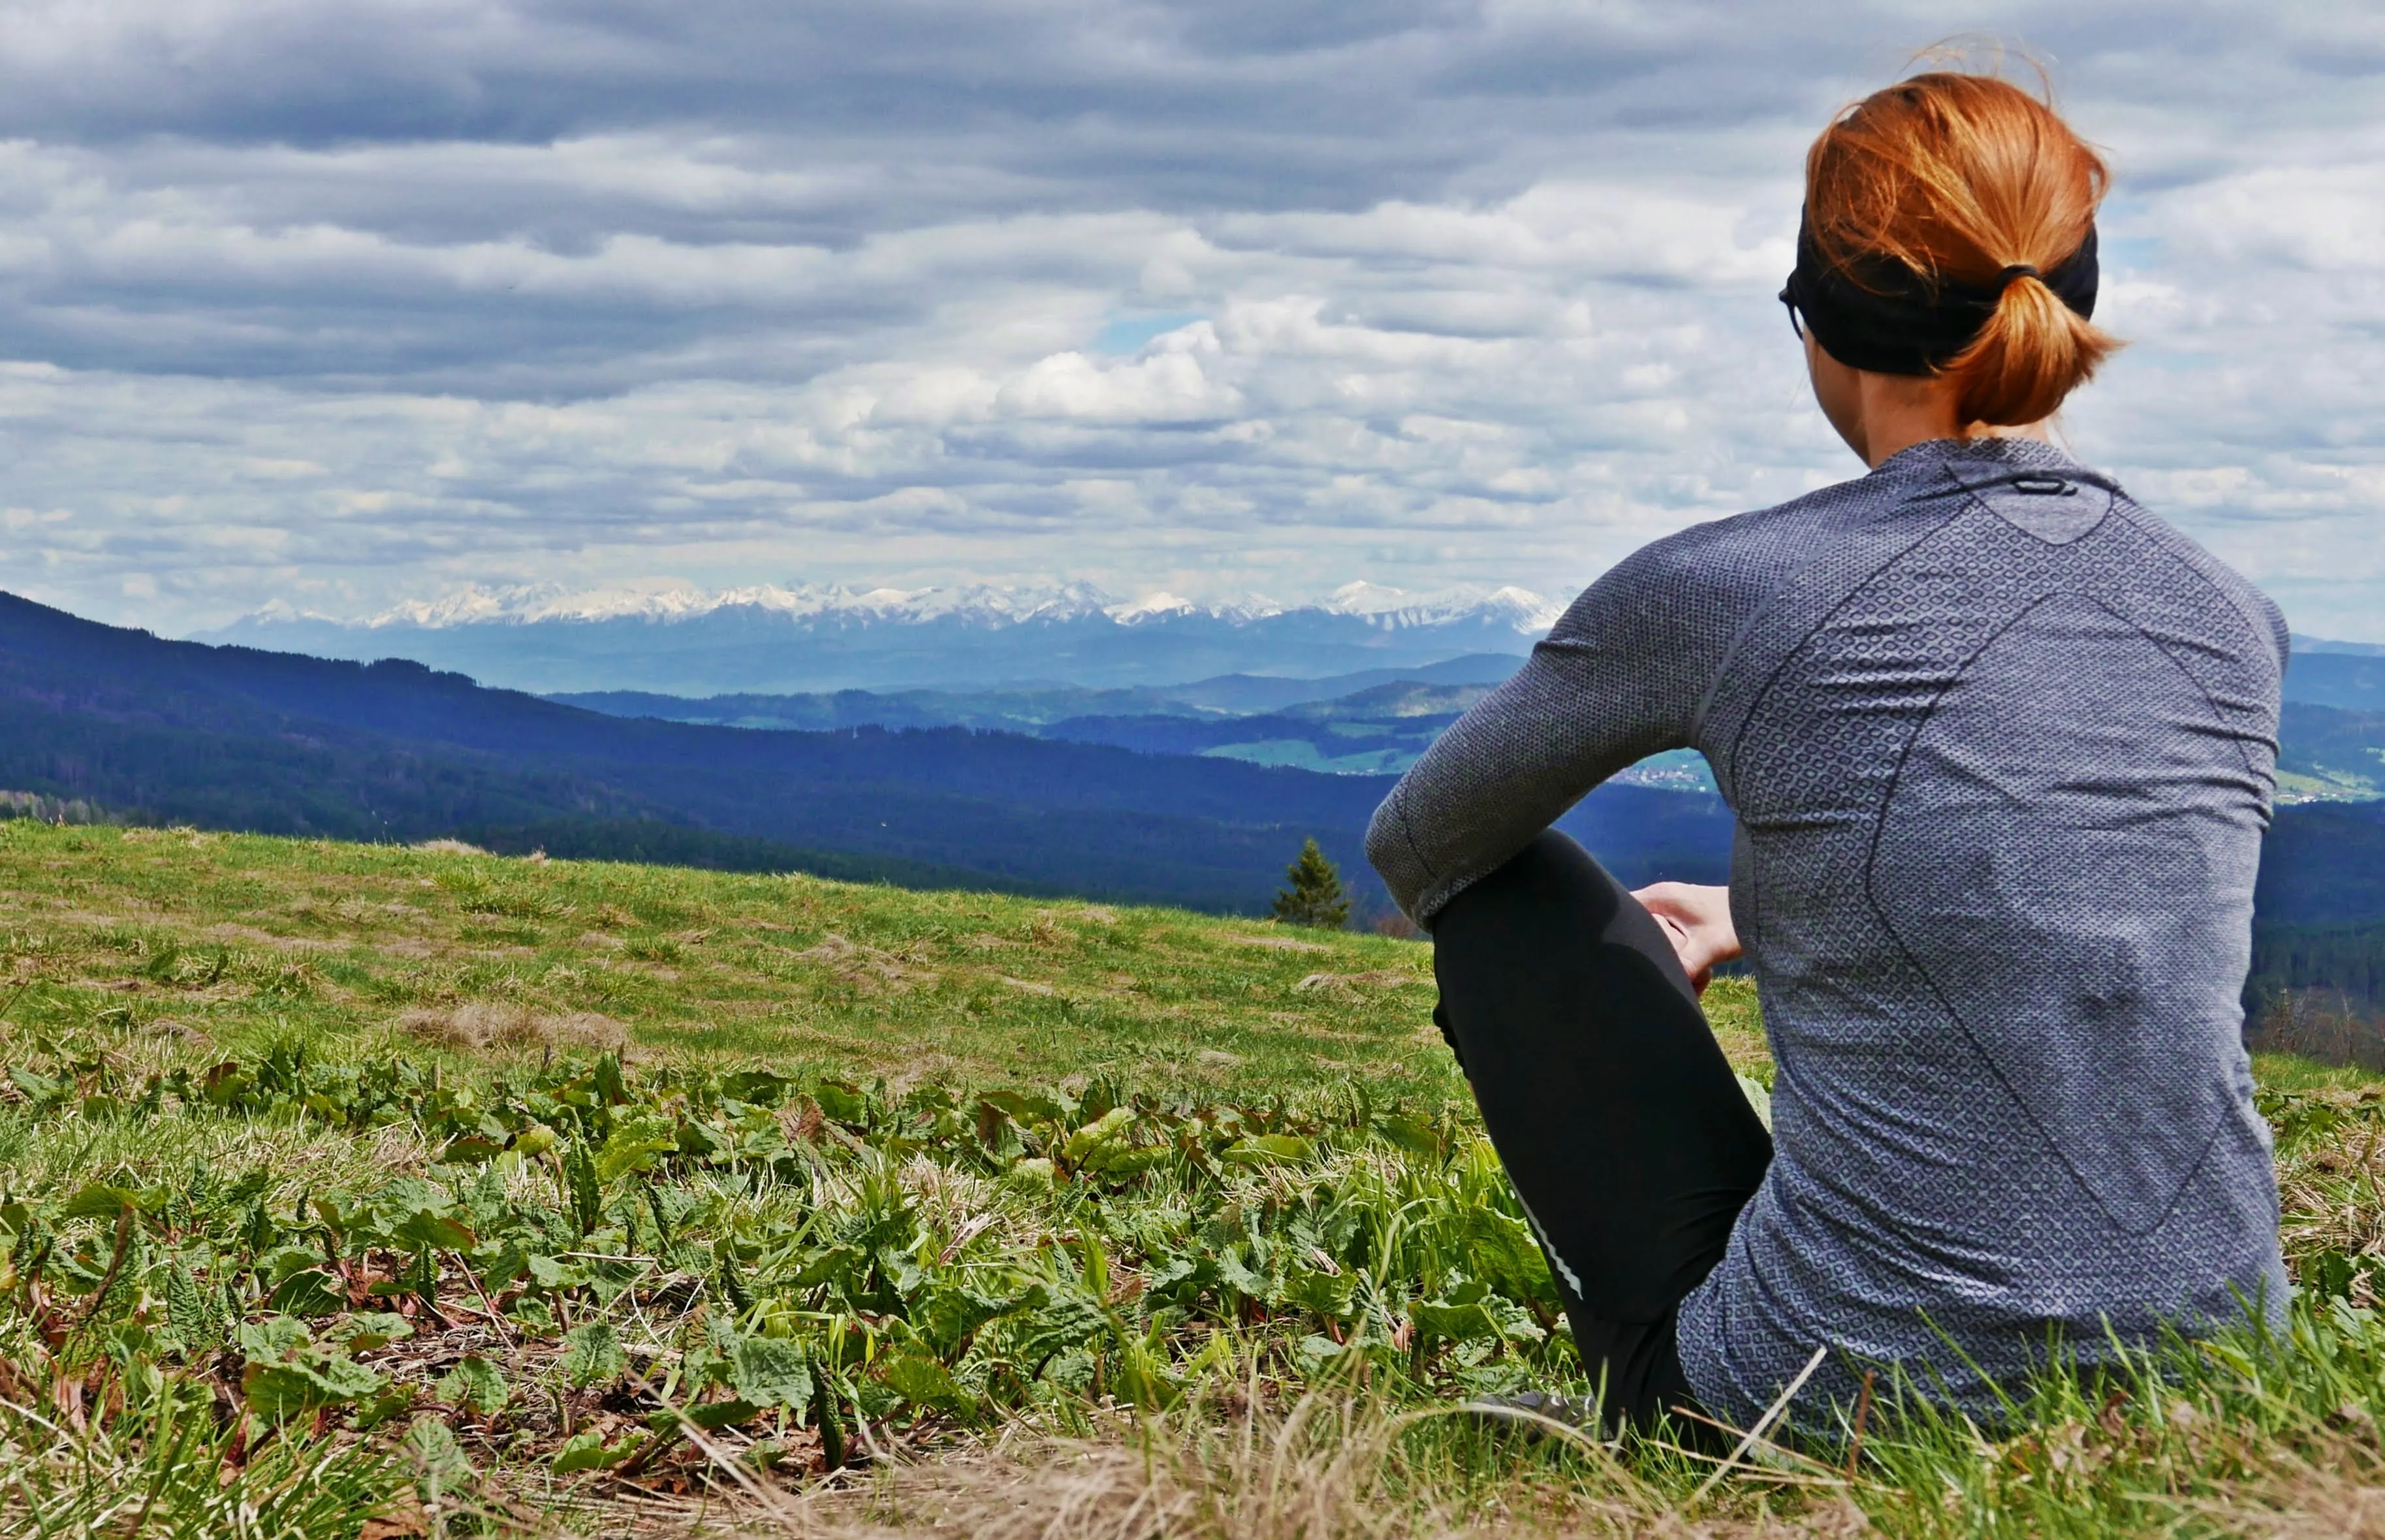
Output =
[{"x1": 0, "y1": 817, "x2": 2380, "y2": 1537}]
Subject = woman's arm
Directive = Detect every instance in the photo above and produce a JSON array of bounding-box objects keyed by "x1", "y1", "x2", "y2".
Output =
[{"x1": 1364, "y1": 539, "x2": 1722, "y2": 927}]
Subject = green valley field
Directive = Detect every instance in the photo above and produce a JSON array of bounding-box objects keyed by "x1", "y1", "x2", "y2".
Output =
[{"x1": 1, "y1": 819, "x2": 2381, "y2": 1537}]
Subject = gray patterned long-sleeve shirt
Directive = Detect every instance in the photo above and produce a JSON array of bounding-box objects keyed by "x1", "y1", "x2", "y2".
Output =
[{"x1": 1366, "y1": 435, "x2": 2290, "y2": 1427}]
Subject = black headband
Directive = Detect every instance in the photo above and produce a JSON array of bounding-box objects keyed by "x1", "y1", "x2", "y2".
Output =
[{"x1": 1780, "y1": 211, "x2": 2099, "y2": 376}]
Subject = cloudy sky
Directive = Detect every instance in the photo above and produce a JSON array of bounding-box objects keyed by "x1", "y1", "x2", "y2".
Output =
[{"x1": 0, "y1": 1, "x2": 2380, "y2": 639}]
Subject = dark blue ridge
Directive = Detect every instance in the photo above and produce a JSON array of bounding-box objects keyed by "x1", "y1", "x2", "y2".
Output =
[{"x1": 0, "y1": 590, "x2": 1733, "y2": 915}]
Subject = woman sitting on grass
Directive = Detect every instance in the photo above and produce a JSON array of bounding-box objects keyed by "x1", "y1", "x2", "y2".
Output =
[{"x1": 1366, "y1": 67, "x2": 2288, "y2": 1439}]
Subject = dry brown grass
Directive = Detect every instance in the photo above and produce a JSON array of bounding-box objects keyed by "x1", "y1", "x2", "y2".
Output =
[
  {"x1": 623, "y1": 1412, "x2": 2385, "y2": 1540},
  {"x1": 594, "y1": 1344, "x2": 2385, "y2": 1540},
  {"x1": 610, "y1": 1391, "x2": 1872, "y2": 1540}
]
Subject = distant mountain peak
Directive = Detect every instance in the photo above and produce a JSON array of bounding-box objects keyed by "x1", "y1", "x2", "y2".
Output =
[
  {"x1": 1325, "y1": 580, "x2": 1564, "y2": 631},
  {"x1": 1104, "y1": 590, "x2": 1205, "y2": 623}
]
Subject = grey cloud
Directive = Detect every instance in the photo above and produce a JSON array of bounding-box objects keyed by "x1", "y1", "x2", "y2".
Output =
[{"x1": 0, "y1": 1, "x2": 2379, "y2": 638}]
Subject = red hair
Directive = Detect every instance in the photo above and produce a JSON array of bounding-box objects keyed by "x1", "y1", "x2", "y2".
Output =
[{"x1": 1806, "y1": 70, "x2": 2122, "y2": 426}]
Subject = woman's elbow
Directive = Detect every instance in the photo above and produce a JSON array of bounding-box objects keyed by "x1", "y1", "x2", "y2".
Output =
[{"x1": 1363, "y1": 798, "x2": 1427, "y2": 919}]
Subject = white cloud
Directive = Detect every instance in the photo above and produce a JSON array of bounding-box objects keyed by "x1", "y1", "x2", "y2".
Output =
[{"x1": 996, "y1": 328, "x2": 1242, "y2": 422}]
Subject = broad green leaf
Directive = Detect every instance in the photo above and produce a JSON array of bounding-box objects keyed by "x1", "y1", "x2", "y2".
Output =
[
  {"x1": 552, "y1": 1430, "x2": 639, "y2": 1473},
  {"x1": 596, "y1": 1113, "x2": 680, "y2": 1182},
  {"x1": 1008, "y1": 1296, "x2": 1109, "y2": 1375},
  {"x1": 240, "y1": 1362, "x2": 345, "y2": 1419},
  {"x1": 376, "y1": 1176, "x2": 448, "y2": 1213},
  {"x1": 237, "y1": 1316, "x2": 313, "y2": 1362},
  {"x1": 726, "y1": 1334, "x2": 813, "y2": 1409},
  {"x1": 885, "y1": 1352, "x2": 971, "y2": 1415},
  {"x1": 1146, "y1": 1253, "x2": 1215, "y2": 1302},
  {"x1": 1409, "y1": 1282, "x2": 1499, "y2": 1345},
  {"x1": 406, "y1": 1414, "x2": 475, "y2": 1498},
  {"x1": 8, "y1": 1065, "x2": 65, "y2": 1101},
  {"x1": 720, "y1": 1070, "x2": 787, "y2": 1105},
  {"x1": 266, "y1": 1267, "x2": 346, "y2": 1317},
  {"x1": 355, "y1": 1385, "x2": 418, "y2": 1431},
  {"x1": 337, "y1": 1312, "x2": 415, "y2": 1351},
  {"x1": 312, "y1": 1194, "x2": 364, "y2": 1234},
  {"x1": 60, "y1": 1183, "x2": 140, "y2": 1219},
  {"x1": 693, "y1": 1397, "x2": 761, "y2": 1428},
  {"x1": 1291, "y1": 1334, "x2": 1349, "y2": 1375},
  {"x1": 1460, "y1": 1206, "x2": 1556, "y2": 1305},
  {"x1": 980, "y1": 1089, "x2": 1071, "y2": 1127},
  {"x1": 1216, "y1": 1249, "x2": 1268, "y2": 1300},
  {"x1": 471, "y1": 1240, "x2": 531, "y2": 1291},
  {"x1": 1281, "y1": 1265, "x2": 1353, "y2": 1317},
  {"x1": 919, "y1": 1283, "x2": 1019, "y2": 1357},
  {"x1": 580, "y1": 1254, "x2": 640, "y2": 1307},
  {"x1": 1371, "y1": 1112, "x2": 1445, "y2": 1159},
  {"x1": 438, "y1": 1354, "x2": 509, "y2": 1416},
  {"x1": 259, "y1": 1244, "x2": 324, "y2": 1285},
  {"x1": 1060, "y1": 1107, "x2": 1135, "y2": 1164},
  {"x1": 313, "y1": 1353, "x2": 387, "y2": 1400},
  {"x1": 1408, "y1": 1280, "x2": 1545, "y2": 1346},
  {"x1": 561, "y1": 1321, "x2": 628, "y2": 1389},
  {"x1": 649, "y1": 1398, "x2": 759, "y2": 1434},
  {"x1": 1220, "y1": 1134, "x2": 1312, "y2": 1166},
  {"x1": 436, "y1": 1134, "x2": 504, "y2": 1165},
  {"x1": 200, "y1": 1065, "x2": 252, "y2": 1107},
  {"x1": 787, "y1": 1244, "x2": 866, "y2": 1290},
  {"x1": 1476, "y1": 1293, "x2": 1547, "y2": 1344},
  {"x1": 813, "y1": 1080, "x2": 868, "y2": 1125},
  {"x1": 1082, "y1": 1144, "x2": 1166, "y2": 1179},
  {"x1": 242, "y1": 1348, "x2": 383, "y2": 1419},
  {"x1": 391, "y1": 1209, "x2": 477, "y2": 1253},
  {"x1": 526, "y1": 1253, "x2": 587, "y2": 1290}
]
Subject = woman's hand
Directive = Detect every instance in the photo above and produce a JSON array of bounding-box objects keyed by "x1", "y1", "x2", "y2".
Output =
[{"x1": 1633, "y1": 882, "x2": 1740, "y2": 997}]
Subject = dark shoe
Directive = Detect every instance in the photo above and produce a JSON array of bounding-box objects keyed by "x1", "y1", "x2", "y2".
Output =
[{"x1": 1461, "y1": 1389, "x2": 1598, "y2": 1436}]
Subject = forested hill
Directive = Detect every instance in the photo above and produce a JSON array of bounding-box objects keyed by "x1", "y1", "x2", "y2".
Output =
[
  {"x1": 3, "y1": 589, "x2": 2381, "y2": 941},
  {"x1": 0, "y1": 592, "x2": 1730, "y2": 913},
  {"x1": 2284, "y1": 650, "x2": 2385, "y2": 712}
]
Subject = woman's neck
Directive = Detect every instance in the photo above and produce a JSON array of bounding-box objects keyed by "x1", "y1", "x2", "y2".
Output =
[
  {"x1": 1807, "y1": 334, "x2": 2053, "y2": 467},
  {"x1": 1847, "y1": 373, "x2": 2055, "y2": 468}
]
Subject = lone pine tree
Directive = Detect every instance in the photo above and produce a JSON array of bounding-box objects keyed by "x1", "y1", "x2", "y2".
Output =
[{"x1": 1272, "y1": 837, "x2": 1351, "y2": 930}]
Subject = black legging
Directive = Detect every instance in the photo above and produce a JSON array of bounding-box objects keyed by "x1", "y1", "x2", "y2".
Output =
[{"x1": 1430, "y1": 829, "x2": 1774, "y2": 1434}]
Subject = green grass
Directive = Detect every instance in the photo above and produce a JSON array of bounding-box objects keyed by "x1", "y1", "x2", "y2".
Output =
[
  {"x1": 0, "y1": 820, "x2": 1462, "y2": 1090},
  {"x1": 0, "y1": 817, "x2": 2378, "y2": 1538}
]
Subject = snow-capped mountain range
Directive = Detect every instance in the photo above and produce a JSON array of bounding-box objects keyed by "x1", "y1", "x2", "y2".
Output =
[
  {"x1": 242, "y1": 579, "x2": 1564, "y2": 635},
  {"x1": 206, "y1": 580, "x2": 1567, "y2": 696}
]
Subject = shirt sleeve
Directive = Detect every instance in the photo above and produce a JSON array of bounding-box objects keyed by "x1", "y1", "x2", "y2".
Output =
[{"x1": 1364, "y1": 533, "x2": 1727, "y2": 926}]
